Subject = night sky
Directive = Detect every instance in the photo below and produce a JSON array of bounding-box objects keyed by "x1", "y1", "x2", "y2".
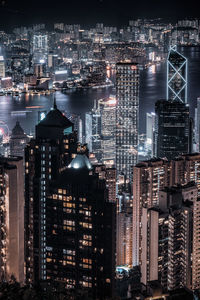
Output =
[{"x1": 0, "y1": 0, "x2": 200, "y2": 30}]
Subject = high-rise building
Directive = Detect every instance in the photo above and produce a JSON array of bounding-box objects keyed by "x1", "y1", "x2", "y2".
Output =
[
  {"x1": 133, "y1": 152, "x2": 200, "y2": 291},
  {"x1": 100, "y1": 96, "x2": 116, "y2": 167},
  {"x1": 195, "y1": 97, "x2": 200, "y2": 152},
  {"x1": 0, "y1": 56, "x2": 5, "y2": 78},
  {"x1": 138, "y1": 181, "x2": 197, "y2": 290},
  {"x1": 171, "y1": 153, "x2": 200, "y2": 196},
  {"x1": 132, "y1": 158, "x2": 169, "y2": 267},
  {"x1": 10, "y1": 121, "x2": 29, "y2": 157},
  {"x1": 192, "y1": 197, "x2": 200, "y2": 290},
  {"x1": 34, "y1": 63, "x2": 46, "y2": 78},
  {"x1": 25, "y1": 100, "x2": 78, "y2": 283},
  {"x1": 158, "y1": 212, "x2": 169, "y2": 289},
  {"x1": 44, "y1": 152, "x2": 116, "y2": 298},
  {"x1": 116, "y1": 62, "x2": 139, "y2": 183},
  {"x1": 0, "y1": 156, "x2": 24, "y2": 283},
  {"x1": 155, "y1": 100, "x2": 191, "y2": 160},
  {"x1": 47, "y1": 54, "x2": 58, "y2": 72},
  {"x1": 141, "y1": 207, "x2": 159, "y2": 285},
  {"x1": 85, "y1": 101, "x2": 102, "y2": 163},
  {"x1": 85, "y1": 96, "x2": 116, "y2": 166},
  {"x1": 167, "y1": 45, "x2": 187, "y2": 103},
  {"x1": 133, "y1": 153, "x2": 200, "y2": 269},
  {"x1": 116, "y1": 192, "x2": 132, "y2": 266},
  {"x1": 93, "y1": 164, "x2": 116, "y2": 203},
  {"x1": 32, "y1": 34, "x2": 48, "y2": 63},
  {"x1": 159, "y1": 184, "x2": 195, "y2": 290},
  {"x1": 146, "y1": 112, "x2": 156, "y2": 157},
  {"x1": 116, "y1": 212, "x2": 132, "y2": 266}
]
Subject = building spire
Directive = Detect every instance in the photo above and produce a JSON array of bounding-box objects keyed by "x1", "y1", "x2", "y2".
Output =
[{"x1": 53, "y1": 94, "x2": 57, "y2": 109}]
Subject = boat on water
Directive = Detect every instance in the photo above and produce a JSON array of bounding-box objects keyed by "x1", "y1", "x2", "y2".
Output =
[{"x1": 11, "y1": 110, "x2": 31, "y2": 116}]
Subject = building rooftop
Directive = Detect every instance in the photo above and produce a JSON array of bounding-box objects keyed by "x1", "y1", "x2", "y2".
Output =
[
  {"x1": 68, "y1": 154, "x2": 92, "y2": 170},
  {"x1": 116, "y1": 62, "x2": 138, "y2": 65},
  {"x1": 168, "y1": 47, "x2": 186, "y2": 65},
  {"x1": 11, "y1": 121, "x2": 26, "y2": 137},
  {"x1": 38, "y1": 99, "x2": 73, "y2": 129}
]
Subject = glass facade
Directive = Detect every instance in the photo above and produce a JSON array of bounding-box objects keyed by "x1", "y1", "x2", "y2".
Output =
[
  {"x1": 116, "y1": 62, "x2": 139, "y2": 182},
  {"x1": 167, "y1": 45, "x2": 187, "y2": 103}
]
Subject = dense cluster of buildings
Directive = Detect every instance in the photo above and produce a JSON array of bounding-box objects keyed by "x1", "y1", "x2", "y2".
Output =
[
  {"x1": 0, "y1": 19, "x2": 200, "y2": 300},
  {"x1": 0, "y1": 18, "x2": 199, "y2": 92}
]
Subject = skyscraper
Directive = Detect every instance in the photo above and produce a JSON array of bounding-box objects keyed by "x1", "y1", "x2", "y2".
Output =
[
  {"x1": 146, "y1": 112, "x2": 156, "y2": 157},
  {"x1": 93, "y1": 164, "x2": 116, "y2": 203},
  {"x1": 159, "y1": 184, "x2": 195, "y2": 290},
  {"x1": 155, "y1": 100, "x2": 191, "y2": 160},
  {"x1": 116, "y1": 192, "x2": 133, "y2": 266},
  {"x1": 85, "y1": 101, "x2": 102, "y2": 163},
  {"x1": 133, "y1": 153, "x2": 200, "y2": 290},
  {"x1": 0, "y1": 56, "x2": 5, "y2": 78},
  {"x1": 192, "y1": 197, "x2": 200, "y2": 290},
  {"x1": 141, "y1": 207, "x2": 159, "y2": 285},
  {"x1": 10, "y1": 121, "x2": 29, "y2": 157},
  {"x1": 32, "y1": 34, "x2": 48, "y2": 64},
  {"x1": 167, "y1": 45, "x2": 187, "y2": 103},
  {"x1": 25, "y1": 100, "x2": 78, "y2": 283},
  {"x1": 85, "y1": 96, "x2": 116, "y2": 166},
  {"x1": 0, "y1": 156, "x2": 24, "y2": 283},
  {"x1": 116, "y1": 62, "x2": 139, "y2": 183},
  {"x1": 100, "y1": 96, "x2": 116, "y2": 167},
  {"x1": 25, "y1": 100, "x2": 116, "y2": 298},
  {"x1": 195, "y1": 97, "x2": 200, "y2": 152},
  {"x1": 44, "y1": 152, "x2": 116, "y2": 298},
  {"x1": 132, "y1": 158, "x2": 169, "y2": 267}
]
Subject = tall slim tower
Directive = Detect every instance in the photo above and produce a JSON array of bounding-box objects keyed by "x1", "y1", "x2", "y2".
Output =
[
  {"x1": 192, "y1": 197, "x2": 200, "y2": 290},
  {"x1": 155, "y1": 99, "x2": 191, "y2": 160},
  {"x1": 0, "y1": 156, "x2": 24, "y2": 283},
  {"x1": 10, "y1": 121, "x2": 29, "y2": 157},
  {"x1": 146, "y1": 112, "x2": 156, "y2": 157},
  {"x1": 85, "y1": 101, "x2": 102, "y2": 163},
  {"x1": 100, "y1": 96, "x2": 116, "y2": 167},
  {"x1": 195, "y1": 97, "x2": 200, "y2": 152},
  {"x1": 0, "y1": 56, "x2": 5, "y2": 78},
  {"x1": 116, "y1": 62, "x2": 139, "y2": 183},
  {"x1": 167, "y1": 45, "x2": 187, "y2": 103}
]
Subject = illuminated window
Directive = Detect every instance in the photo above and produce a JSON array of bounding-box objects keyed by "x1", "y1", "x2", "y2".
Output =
[
  {"x1": 79, "y1": 197, "x2": 87, "y2": 202},
  {"x1": 79, "y1": 240, "x2": 92, "y2": 246},
  {"x1": 79, "y1": 222, "x2": 92, "y2": 229},
  {"x1": 63, "y1": 202, "x2": 75, "y2": 208},
  {"x1": 82, "y1": 258, "x2": 92, "y2": 264},
  {"x1": 63, "y1": 220, "x2": 75, "y2": 226},
  {"x1": 83, "y1": 235, "x2": 92, "y2": 240}
]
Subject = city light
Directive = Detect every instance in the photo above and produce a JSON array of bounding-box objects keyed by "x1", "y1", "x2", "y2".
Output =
[
  {"x1": 0, "y1": 12, "x2": 199, "y2": 300},
  {"x1": 40, "y1": 112, "x2": 46, "y2": 120}
]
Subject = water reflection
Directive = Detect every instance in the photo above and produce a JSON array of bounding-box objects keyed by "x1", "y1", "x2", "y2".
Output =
[{"x1": 0, "y1": 47, "x2": 199, "y2": 135}]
